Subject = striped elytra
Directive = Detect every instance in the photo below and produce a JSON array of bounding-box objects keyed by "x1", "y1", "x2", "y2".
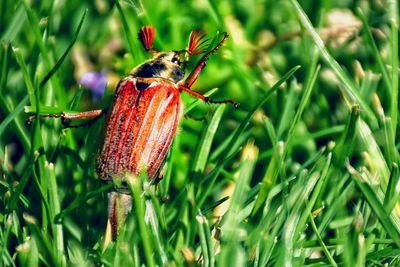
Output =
[{"x1": 97, "y1": 77, "x2": 181, "y2": 182}]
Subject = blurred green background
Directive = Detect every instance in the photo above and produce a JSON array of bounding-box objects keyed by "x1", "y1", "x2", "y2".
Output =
[{"x1": 0, "y1": 0, "x2": 399, "y2": 266}]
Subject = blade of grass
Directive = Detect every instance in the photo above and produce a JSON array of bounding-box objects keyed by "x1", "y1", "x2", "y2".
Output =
[
  {"x1": 21, "y1": 0, "x2": 66, "y2": 106},
  {"x1": 309, "y1": 212, "x2": 338, "y2": 267},
  {"x1": 197, "y1": 66, "x2": 300, "y2": 208},
  {"x1": 284, "y1": 65, "x2": 319, "y2": 154},
  {"x1": 293, "y1": 125, "x2": 345, "y2": 144},
  {"x1": 389, "y1": 0, "x2": 399, "y2": 137},
  {"x1": 219, "y1": 142, "x2": 258, "y2": 266},
  {"x1": 0, "y1": 99, "x2": 28, "y2": 140},
  {"x1": 0, "y1": 44, "x2": 30, "y2": 151},
  {"x1": 317, "y1": 175, "x2": 354, "y2": 234},
  {"x1": 45, "y1": 161, "x2": 65, "y2": 263},
  {"x1": 196, "y1": 151, "x2": 238, "y2": 209},
  {"x1": 252, "y1": 63, "x2": 318, "y2": 216},
  {"x1": 357, "y1": 9, "x2": 391, "y2": 97},
  {"x1": 289, "y1": 0, "x2": 377, "y2": 127},
  {"x1": 349, "y1": 166, "x2": 400, "y2": 248},
  {"x1": 115, "y1": 0, "x2": 145, "y2": 65},
  {"x1": 128, "y1": 174, "x2": 155, "y2": 267},
  {"x1": 30, "y1": 85, "x2": 51, "y2": 229},
  {"x1": 39, "y1": 9, "x2": 87, "y2": 89},
  {"x1": 1, "y1": 213, "x2": 18, "y2": 267},
  {"x1": 381, "y1": 115, "x2": 398, "y2": 165},
  {"x1": 276, "y1": 170, "x2": 314, "y2": 266},
  {"x1": 23, "y1": 213, "x2": 59, "y2": 266},
  {"x1": 357, "y1": 120, "x2": 390, "y2": 185},
  {"x1": 277, "y1": 82, "x2": 301, "y2": 138},
  {"x1": 6, "y1": 162, "x2": 34, "y2": 212},
  {"x1": 55, "y1": 183, "x2": 113, "y2": 222},
  {"x1": 221, "y1": 142, "x2": 258, "y2": 236},
  {"x1": 144, "y1": 198, "x2": 169, "y2": 266},
  {"x1": 222, "y1": 65, "x2": 300, "y2": 162},
  {"x1": 24, "y1": 105, "x2": 66, "y2": 114},
  {"x1": 0, "y1": 3, "x2": 26, "y2": 42},
  {"x1": 197, "y1": 212, "x2": 215, "y2": 267},
  {"x1": 263, "y1": 116, "x2": 278, "y2": 151},
  {"x1": 0, "y1": 8, "x2": 86, "y2": 138},
  {"x1": 191, "y1": 105, "x2": 225, "y2": 185},
  {"x1": 333, "y1": 105, "x2": 360, "y2": 168},
  {"x1": 384, "y1": 163, "x2": 400, "y2": 214},
  {"x1": 257, "y1": 206, "x2": 281, "y2": 265},
  {"x1": 68, "y1": 88, "x2": 85, "y2": 110},
  {"x1": 16, "y1": 236, "x2": 38, "y2": 267},
  {"x1": 209, "y1": 130, "x2": 250, "y2": 163},
  {"x1": 293, "y1": 153, "x2": 332, "y2": 242},
  {"x1": 13, "y1": 47, "x2": 36, "y2": 105}
]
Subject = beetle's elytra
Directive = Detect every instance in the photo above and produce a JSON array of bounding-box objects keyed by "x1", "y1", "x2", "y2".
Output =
[
  {"x1": 97, "y1": 77, "x2": 181, "y2": 182},
  {"x1": 29, "y1": 26, "x2": 238, "y2": 240}
]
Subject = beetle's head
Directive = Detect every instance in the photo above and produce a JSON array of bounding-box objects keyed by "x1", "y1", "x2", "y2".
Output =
[
  {"x1": 131, "y1": 51, "x2": 185, "y2": 84},
  {"x1": 133, "y1": 26, "x2": 209, "y2": 84}
]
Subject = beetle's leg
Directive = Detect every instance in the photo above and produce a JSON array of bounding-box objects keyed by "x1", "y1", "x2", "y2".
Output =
[
  {"x1": 180, "y1": 33, "x2": 239, "y2": 108},
  {"x1": 184, "y1": 33, "x2": 229, "y2": 88},
  {"x1": 60, "y1": 110, "x2": 106, "y2": 128},
  {"x1": 152, "y1": 165, "x2": 171, "y2": 203},
  {"x1": 179, "y1": 85, "x2": 239, "y2": 108},
  {"x1": 28, "y1": 109, "x2": 106, "y2": 128}
]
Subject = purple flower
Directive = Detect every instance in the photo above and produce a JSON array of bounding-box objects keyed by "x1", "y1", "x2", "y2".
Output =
[{"x1": 79, "y1": 70, "x2": 107, "y2": 100}]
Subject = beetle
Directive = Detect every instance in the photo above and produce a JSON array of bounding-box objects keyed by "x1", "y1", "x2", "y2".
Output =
[{"x1": 30, "y1": 26, "x2": 238, "y2": 240}]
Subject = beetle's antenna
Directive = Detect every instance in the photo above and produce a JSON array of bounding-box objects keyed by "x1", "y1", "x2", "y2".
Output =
[
  {"x1": 201, "y1": 32, "x2": 229, "y2": 62},
  {"x1": 180, "y1": 31, "x2": 238, "y2": 109},
  {"x1": 184, "y1": 32, "x2": 229, "y2": 88},
  {"x1": 187, "y1": 30, "x2": 209, "y2": 55},
  {"x1": 138, "y1": 25, "x2": 159, "y2": 53}
]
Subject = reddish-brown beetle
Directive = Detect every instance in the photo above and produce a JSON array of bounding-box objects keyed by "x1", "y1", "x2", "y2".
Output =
[{"x1": 31, "y1": 26, "x2": 237, "y2": 239}]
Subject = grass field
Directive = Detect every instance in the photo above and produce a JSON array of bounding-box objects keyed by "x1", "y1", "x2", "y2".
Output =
[{"x1": 1, "y1": 0, "x2": 399, "y2": 266}]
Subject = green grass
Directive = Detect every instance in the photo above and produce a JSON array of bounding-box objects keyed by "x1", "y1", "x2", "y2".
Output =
[{"x1": 1, "y1": 0, "x2": 400, "y2": 266}]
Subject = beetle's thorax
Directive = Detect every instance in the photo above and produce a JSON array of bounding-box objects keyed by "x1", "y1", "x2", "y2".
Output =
[{"x1": 130, "y1": 52, "x2": 184, "y2": 85}]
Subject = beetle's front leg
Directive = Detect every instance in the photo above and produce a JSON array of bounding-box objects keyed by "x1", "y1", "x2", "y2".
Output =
[
  {"x1": 181, "y1": 33, "x2": 239, "y2": 109},
  {"x1": 28, "y1": 109, "x2": 106, "y2": 128},
  {"x1": 184, "y1": 32, "x2": 229, "y2": 88},
  {"x1": 179, "y1": 85, "x2": 239, "y2": 108}
]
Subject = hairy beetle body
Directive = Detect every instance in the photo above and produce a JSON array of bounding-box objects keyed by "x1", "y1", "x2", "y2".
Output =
[
  {"x1": 30, "y1": 26, "x2": 238, "y2": 241},
  {"x1": 97, "y1": 77, "x2": 181, "y2": 182}
]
